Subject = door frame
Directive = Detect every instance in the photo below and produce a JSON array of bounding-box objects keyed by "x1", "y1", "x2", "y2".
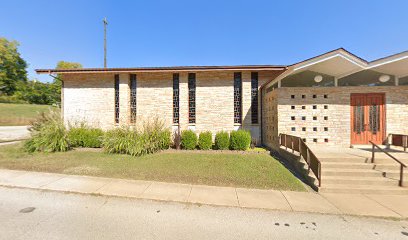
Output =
[{"x1": 350, "y1": 93, "x2": 386, "y2": 145}]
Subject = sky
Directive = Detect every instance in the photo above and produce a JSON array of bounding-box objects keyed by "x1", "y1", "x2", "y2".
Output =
[{"x1": 1, "y1": 0, "x2": 408, "y2": 83}]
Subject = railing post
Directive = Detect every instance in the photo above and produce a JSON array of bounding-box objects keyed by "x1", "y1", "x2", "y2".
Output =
[
  {"x1": 400, "y1": 165, "x2": 404, "y2": 187},
  {"x1": 371, "y1": 144, "x2": 375, "y2": 163},
  {"x1": 291, "y1": 137, "x2": 294, "y2": 153},
  {"x1": 386, "y1": 134, "x2": 391, "y2": 149},
  {"x1": 285, "y1": 135, "x2": 288, "y2": 150},
  {"x1": 404, "y1": 136, "x2": 407, "y2": 152},
  {"x1": 306, "y1": 149, "x2": 311, "y2": 171},
  {"x1": 318, "y1": 163, "x2": 321, "y2": 187},
  {"x1": 298, "y1": 138, "x2": 301, "y2": 156}
]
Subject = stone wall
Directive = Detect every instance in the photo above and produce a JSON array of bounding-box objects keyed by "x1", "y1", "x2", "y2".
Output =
[
  {"x1": 262, "y1": 88, "x2": 279, "y2": 149},
  {"x1": 61, "y1": 70, "x2": 281, "y2": 142},
  {"x1": 268, "y1": 86, "x2": 408, "y2": 148}
]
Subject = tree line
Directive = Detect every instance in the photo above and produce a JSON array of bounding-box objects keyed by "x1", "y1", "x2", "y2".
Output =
[{"x1": 0, "y1": 37, "x2": 82, "y2": 105}]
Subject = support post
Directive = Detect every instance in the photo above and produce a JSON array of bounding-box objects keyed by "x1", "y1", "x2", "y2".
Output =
[
  {"x1": 400, "y1": 165, "x2": 404, "y2": 187},
  {"x1": 371, "y1": 144, "x2": 375, "y2": 163}
]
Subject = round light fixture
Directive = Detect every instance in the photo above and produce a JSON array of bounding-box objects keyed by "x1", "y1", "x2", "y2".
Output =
[
  {"x1": 314, "y1": 75, "x2": 323, "y2": 83},
  {"x1": 379, "y1": 75, "x2": 390, "y2": 83}
]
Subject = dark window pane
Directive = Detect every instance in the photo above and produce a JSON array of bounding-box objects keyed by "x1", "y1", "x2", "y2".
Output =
[
  {"x1": 339, "y1": 70, "x2": 395, "y2": 86},
  {"x1": 281, "y1": 70, "x2": 335, "y2": 87},
  {"x1": 234, "y1": 72, "x2": 242, "y2": 124},
  {"x1": 188, "y1": 73, "x2": 196, "y2": 124},
  {"x1": 251, "y1": 72, "x2": 258, "y2": 124},
  {"x1": 173, "y1": 73, "x2": 179, "y2": 124},
  {"x1": 129, "y1": 74, "x2": 137, "y2": 124},
  {"x1": 114, "y1": 74, "x2": 120, "y2": 124}
]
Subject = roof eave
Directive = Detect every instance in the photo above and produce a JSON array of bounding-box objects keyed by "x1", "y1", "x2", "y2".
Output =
[{"x1": 35, "y1": 65, "x2": 287, "y2": 74}]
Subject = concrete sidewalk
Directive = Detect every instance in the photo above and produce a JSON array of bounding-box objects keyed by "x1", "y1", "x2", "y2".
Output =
[{"x1": 1, "y1": 169, "x2": 407, "y2": 219}]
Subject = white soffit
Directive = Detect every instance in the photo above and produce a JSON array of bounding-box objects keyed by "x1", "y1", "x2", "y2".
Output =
[
  {"x1": 369, "y1": 56, "x2": 408, "y2": 77},
  {"x1": 305, "y1": 55, "x2": 363, "y2": 76}
]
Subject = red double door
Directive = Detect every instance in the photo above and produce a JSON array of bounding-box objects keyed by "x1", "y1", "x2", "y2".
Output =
[{"x1": 351, "y1": 93, "x2": 385, "y2": 145}]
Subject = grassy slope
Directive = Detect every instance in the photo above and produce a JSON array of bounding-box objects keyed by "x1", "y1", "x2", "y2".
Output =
[
  {"x1": 0, "y1": 103, "x2": 52, "y2": 126},
  {"x1": 0, "y1": 144, "x2": 305, "y2": 191}
]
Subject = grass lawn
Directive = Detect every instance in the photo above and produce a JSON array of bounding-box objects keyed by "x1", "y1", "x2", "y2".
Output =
[
  {"x1": 0, "y1": 144, "x2": 306, "y2": 191},
  {"x1": 0, "y1": 103, "x2": 54, "y2": 126}
]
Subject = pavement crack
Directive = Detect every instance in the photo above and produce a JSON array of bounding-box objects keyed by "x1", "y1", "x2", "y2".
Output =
[
  {"x1": 234, "y1": 188, "x2": 240, "y2": 207},
  {"x1": 280, "y1": 191, "x2": 293, "y2": 211}
]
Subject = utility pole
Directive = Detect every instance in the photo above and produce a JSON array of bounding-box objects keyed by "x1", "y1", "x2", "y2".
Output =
[{"x1": 103, "y1": 17, "x2": 108, "y2": 68}]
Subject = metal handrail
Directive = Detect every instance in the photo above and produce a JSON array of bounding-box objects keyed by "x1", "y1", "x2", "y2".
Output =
[
  {"x1": 279, "y1": 134, "x2": 321, "y2": 187},
  {"x1": 370, "y1": 141, "x2": 407, "y2": 187}
]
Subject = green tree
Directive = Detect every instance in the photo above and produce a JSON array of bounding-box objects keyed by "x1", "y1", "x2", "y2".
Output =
[
  {"x1": 15, "y1": 79, "x2": 60, "y2": 105},
  {"x1": 0, "y1": 37, "x2": 28, "y2": 95},
  {"x1": 53, "y1": 61, "x2": 82, "y2": 103}
]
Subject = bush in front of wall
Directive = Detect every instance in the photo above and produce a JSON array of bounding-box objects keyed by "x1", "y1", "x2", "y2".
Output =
[
  {"x1": 24, "y1": 110, "x2": 71, "y2": 152},
  {"x1": 68, "y1": 124, "x2": 104, "y2": 148},
  {"x1": 215, "y1": 131, "x2": 229, "y2": 150},
  {"x1": 181, "y1": 130, "x2": 197, "y2": 150},
  {"x1": 229, "y1": 130, "x2": 251, "y2": 150},
  {"x1": 198, "y1": 131, "x2": 213, "y2": 150},
  {"x1": 102, "y1": 118, "x2": 171, "y2": 156}
]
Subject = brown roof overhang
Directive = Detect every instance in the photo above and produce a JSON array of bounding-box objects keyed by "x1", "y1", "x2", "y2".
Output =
[{"x1": 36, "y1": 65, "x2": 287, "y2": 74}]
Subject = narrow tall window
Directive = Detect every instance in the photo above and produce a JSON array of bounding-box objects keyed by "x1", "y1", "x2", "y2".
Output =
[
  {"x1": 173, "y1": 73, "x2": 180, "y2": 124},
  {"x1": 234, "y1": 72, "x2": 242, "y2": 124},
  {"x1": 188, "y1": 73, "x2": 196, "y2": 124},
  {"x1": 114, "y1": 74, "x2": 120, "y2": 124},
  {"x1": 251, "y1": 72, "x2": 259, "y2": 124},
  {"x1": 129, "y1": 74, "x2": 137, "y2": 123}
]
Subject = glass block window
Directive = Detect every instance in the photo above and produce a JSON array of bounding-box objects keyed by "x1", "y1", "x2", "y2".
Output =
[
  {"x1": 188, "y1": 73, "x2": 196, "y2": 124},
  {"x1": 234, "y1": 72, "x2": 242, "y2": 124},
  {"x1": 251, "y1": 72, "x2": 259, "y2": 124},
  {"x1": 114, "y1": 74, "x2": 120, "y2": 124},
  {"x1": 129, "y1": 74, "x2": 137, "y2": 124},
  {"x1": 173, "y1": 73, "x2": 180, "y2": 124}
]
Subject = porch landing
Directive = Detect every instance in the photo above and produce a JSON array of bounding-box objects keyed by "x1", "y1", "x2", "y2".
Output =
[{"x1": 309, "y1": 145, "x2": 408, "y2": 194}]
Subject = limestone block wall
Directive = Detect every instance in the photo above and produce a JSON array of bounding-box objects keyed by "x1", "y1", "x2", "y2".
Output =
[
  {"x1": 62, "y1": 73, "x2": 116, "y2": 129},
  {"x1": 61, "y1": 70, "x2": 280, "y2": 143},
  {"x1": 261, "y1": 88, "x2": 279, "y2": 149},
  {"x1": 272, "y1": 86, "x2": 408, "y2": 148}
]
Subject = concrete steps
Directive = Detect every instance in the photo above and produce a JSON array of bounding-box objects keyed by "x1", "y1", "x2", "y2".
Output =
[
  {"x1": 322, "y1": 169, "x2": 382, "y2": 177},
  {"x1": 320, "y1": 157, "x2": 408, "y2": 194},
  {"x1": 323, "y1": 176, "x2": 397, "y2": 186}
]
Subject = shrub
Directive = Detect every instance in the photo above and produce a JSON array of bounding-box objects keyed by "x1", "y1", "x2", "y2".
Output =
[
  {"x1": 68, "y1": 124, "x2": 104, "y2": 148},
  {"x1": 102, "y1": 118, "x2": 171, "y2": 156},
  {"x1": 229, "y1": 130, "x2": 251, "y2": 150},
  {"x1": 198, "y1": 131, "x2": 213, "y2": 150},
  {"x1": 181, "y1": 130, "x2": 197, "y2": 150},
  {"x1": 24, "y1": 110, "x2": 70, "y2": 152},
  {"x1": 215, "y1": 131, "x2": 229, "y2": 150}
]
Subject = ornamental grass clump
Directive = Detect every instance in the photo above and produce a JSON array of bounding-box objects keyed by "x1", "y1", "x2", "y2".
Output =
[
  {"x1": 102, "y1": 118, "x2": 171, "y2": 156},
  {"x1": 215, "y1": 131, "x2": 229, "y2": 150},
  {"x1": 68, "y1": 123, "x2": 104, "y2": 148},
  {"x1": 198, "y1": 131, "x2": 213, "y2": 150},
  {"x1": 24, "y1": 109, "x2": 71, "y2": 152},
  {"x1": 229, "y1": 130, "x2": 251, "y2": 150},
  {"x1": 181, "y1": 130, "x2": 197, "y2": 150}
]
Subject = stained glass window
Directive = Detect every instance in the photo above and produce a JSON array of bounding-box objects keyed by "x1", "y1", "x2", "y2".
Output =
[
  {"x1": 234, "y1": 72, "x2": 242, "y2": 124},
  {"x1": 188, "y1": 73, "x2": 196, "y2": 124},
  {"x1": 370, "y1": 104, "x2": 380, "y2": 134},
  {"x1": 251, "y1": 72, "x2": 258, "y2": 124},
  {"x1": 129, "y1": 74, "x2": 137, "y2": 124},
  {"x1": 114, "y1": 74, "x2": 120, "y2": 124},
  {"x1": 173, "y1": 73, "x2": 179, "y2": 124}
]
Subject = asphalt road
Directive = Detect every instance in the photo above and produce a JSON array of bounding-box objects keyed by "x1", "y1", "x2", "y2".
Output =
[{"x1": 0, "y1": 187, "x2": 408, "y2": 240}]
